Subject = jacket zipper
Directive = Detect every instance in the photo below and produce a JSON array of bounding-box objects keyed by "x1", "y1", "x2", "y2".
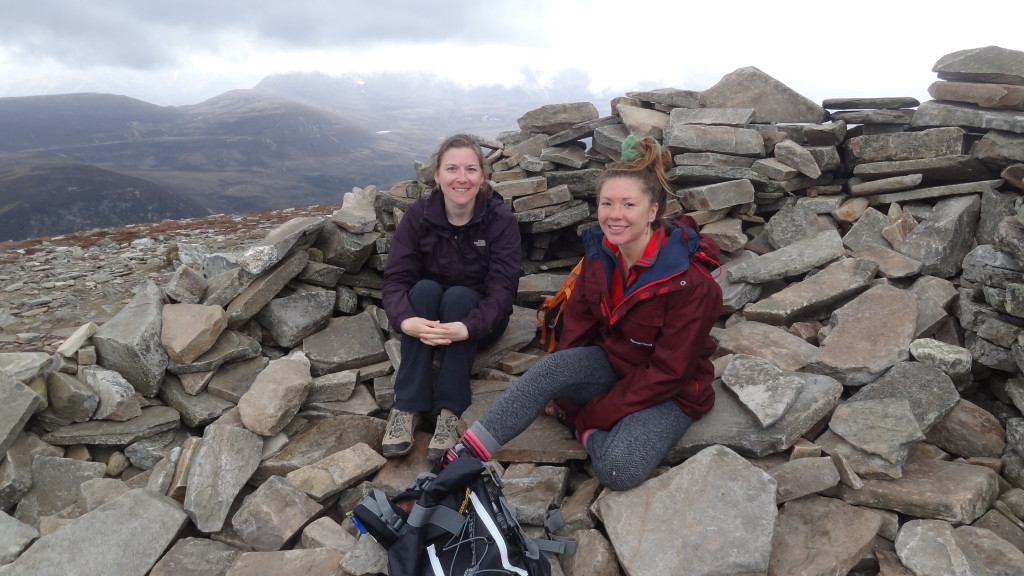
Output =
[{"x1": 607, "y1": 269, "x2": 686, "y2": 325}]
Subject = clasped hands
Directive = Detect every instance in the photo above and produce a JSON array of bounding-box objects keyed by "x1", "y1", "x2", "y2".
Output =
[{"x1": 400, "y1": 317, "x2": 469, "y2": 346}]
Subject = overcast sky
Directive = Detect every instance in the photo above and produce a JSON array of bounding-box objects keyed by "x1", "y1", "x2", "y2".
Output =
[{"x1": 2, "y1": 1, "x2": 1022, "y2": 107}]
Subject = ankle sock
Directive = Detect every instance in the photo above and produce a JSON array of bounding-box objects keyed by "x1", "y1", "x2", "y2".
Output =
[{"x1": 442, "y1": 422, "x2": 500, "y2": 465}]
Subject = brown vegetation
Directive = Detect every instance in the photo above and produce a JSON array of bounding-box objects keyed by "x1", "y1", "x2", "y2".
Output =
[{"x1": 0, "y1": 202, "x2": 342, "y2": 256}]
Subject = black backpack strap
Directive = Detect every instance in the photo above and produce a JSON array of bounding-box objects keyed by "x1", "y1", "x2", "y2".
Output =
[{"x1": 407, "y1": 501, "x2": 468, "y2": 535}]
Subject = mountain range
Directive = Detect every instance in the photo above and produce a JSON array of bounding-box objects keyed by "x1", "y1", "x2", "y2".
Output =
[{"x1": 0, "y1": 71, "x2": 603, "y2": 242}]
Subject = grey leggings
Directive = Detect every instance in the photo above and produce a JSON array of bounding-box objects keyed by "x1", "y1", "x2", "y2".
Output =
[{"x1": 476, "y1": 346, "x2": 693, "y2": 491}]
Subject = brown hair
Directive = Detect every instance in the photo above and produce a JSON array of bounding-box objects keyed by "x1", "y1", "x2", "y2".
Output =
[
  {"x1": 596, "y1": 136, "x2": 673, "y2": 227},
  {"x1": 431, "y1": 134, "x2": 493, "y2": 198}
]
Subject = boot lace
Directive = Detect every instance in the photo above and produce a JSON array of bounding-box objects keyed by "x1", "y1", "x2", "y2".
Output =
[
  {"x1": 385, "y1": 410, "x2": 412, "y2": 440},
  {"x1": 432, "y1": 414, "x2": 459, "y2": 446}
]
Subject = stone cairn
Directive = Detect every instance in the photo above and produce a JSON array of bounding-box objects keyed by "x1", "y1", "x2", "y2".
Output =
[{"x1": 3, "y1": 45, "x2": 1024, "y2": 575}]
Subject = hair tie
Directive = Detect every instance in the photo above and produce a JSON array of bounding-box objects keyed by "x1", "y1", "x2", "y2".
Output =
[{"x1": 620, "y1": 134, "x2": 662, "y2": 162}]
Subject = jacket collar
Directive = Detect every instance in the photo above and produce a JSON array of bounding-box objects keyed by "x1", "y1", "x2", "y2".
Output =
[
  {"x1": 423, "y1": 187, "x2": 491, "y2": 228},
  {"x1": 601, "y1": 226, "x2": 666, "y2": 271},
  {"x1": 583, "y1": 221, "x2": 699, "y2": 284}
]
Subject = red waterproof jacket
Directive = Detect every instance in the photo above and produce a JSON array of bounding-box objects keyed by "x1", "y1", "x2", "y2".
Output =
[
  {"x1": 559, "y1": 215, "x2": 723, "y2": 431},
  {"x1": 382, "y1": 189, "x2": 522, "y2": 340}
]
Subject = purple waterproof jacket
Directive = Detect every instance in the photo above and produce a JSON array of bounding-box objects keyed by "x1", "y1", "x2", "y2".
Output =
[{"x1": 382, "y1": 188, "x2": 522, "y2": 340}]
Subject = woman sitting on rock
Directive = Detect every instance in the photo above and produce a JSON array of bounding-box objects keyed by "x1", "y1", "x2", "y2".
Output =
[
  {"x1": 443, "y1": 135, "x2": 723, "y2": 490},
  {"x1": 381, "y1": 134, "x2": 522, "y2": 460}
]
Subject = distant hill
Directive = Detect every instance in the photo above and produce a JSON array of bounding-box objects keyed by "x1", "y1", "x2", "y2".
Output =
[
  {"x1": 0, "y1": 93, "x2": 179, "y2": 153},
  {"x1": 0, "y1": 71, "x2": 605, "y2": 240},
  {"x1": 0, "y1": 157, "x2": 206, "y2": 242},
  {"x1": 254, "y1": 70, "x2": 605, "y2": 143},
  {"x1": 0, "y1": 90, "x2": 416, "y2": 216}
]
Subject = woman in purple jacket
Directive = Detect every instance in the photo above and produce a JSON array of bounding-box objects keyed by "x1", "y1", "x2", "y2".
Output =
[
  {"x1": 381, "y1": 134, "x2": 522, "y2": 460},
  {"x1": 443, "y1": 136, "x2": 722, "y2": 490}
]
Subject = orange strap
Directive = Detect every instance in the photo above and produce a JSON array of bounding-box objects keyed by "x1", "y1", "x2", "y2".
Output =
[{"x1": 535, "y1": 258, "x2": 584, "y2": 352}]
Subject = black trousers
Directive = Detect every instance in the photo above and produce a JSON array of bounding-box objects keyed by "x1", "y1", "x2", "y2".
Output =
[{"x1": 393, "y1": 279, "x2": 509, "y2": 416}]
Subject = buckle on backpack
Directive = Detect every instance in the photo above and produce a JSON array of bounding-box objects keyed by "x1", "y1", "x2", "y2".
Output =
[{"x1": 483, "y1": 462, "x2": 504, "y2": 489}]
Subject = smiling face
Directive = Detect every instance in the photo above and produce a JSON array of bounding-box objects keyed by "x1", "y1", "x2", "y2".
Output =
[
  {"x1": 435, "y1": 146, "x2": 485, "y2": 214},
  {"x1": 597, "y1": 176, "x2": 658, "y2": 257}
]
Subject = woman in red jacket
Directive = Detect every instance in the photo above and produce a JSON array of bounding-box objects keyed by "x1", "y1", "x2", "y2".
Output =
[
  {"x1": 444, "y1": 136, "x2": 722, "y2": 490},
  {"x1": 382, "y1": 134, "x2": 522, "y2": 460}
]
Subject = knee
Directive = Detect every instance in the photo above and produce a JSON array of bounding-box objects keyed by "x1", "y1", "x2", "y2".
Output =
[
  {"x1": 409, "y1": 280, "x2": 444, "y2": 311},
  {"x1": 410, "y1": 279, "x2": 443, "y2": 298},
  {"x1": 589, "y1": 461, "x2": 643, "y2": 487},
  {"x1": 589, "y1": 437, "x2": 655, "y2": 491},
  {"x1": 439, "y1": 286, "x2": 482, "y2": 320},
  {"x1": 592, "y1": 460, "x2": 647, "y2": 492},
  {"x1": 532, "y1": 347, "x2": 592, "y2": 373},
  {"x1": 533, "y1": 351, "x2": 562, "y2": 372}
]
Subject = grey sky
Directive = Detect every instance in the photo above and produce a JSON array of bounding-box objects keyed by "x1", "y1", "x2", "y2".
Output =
[
  {"x1": 0, "y1": 1, "x2": 544, "y2": 68},
  {"x1": 1, "y1": 1, "x2": 1022, "y2": 106}
]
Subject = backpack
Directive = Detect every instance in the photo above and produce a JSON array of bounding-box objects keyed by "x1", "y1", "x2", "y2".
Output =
[
  {"x1": 349, "y1": 455, "x2": 576, "y2": 576},
  {"x1": 535, "y1": 257, "x2": 584, "y2": 353}
]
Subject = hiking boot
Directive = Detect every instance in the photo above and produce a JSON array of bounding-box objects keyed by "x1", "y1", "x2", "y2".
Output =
[
  {"x1": 427, "y1": 409, "x2": 460, "y2": 461},
  {"x1": 382, "y1": 409, "x2": 421, "y2": 458}
]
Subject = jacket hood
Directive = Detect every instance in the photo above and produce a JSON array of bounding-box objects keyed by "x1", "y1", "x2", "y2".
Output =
[
  {"x1": 581, "y1": 214, "x2": 720, "y2": 302},
  {"x1": 583, "y1": 218, "x2": 701, "y2": 269}
]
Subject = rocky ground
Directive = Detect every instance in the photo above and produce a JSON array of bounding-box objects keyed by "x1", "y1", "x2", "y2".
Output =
[
  {"x1": 0, "y1": 204, "x2": 341, "y2": 354},
  {"x1": 4, "y1": 45, "x2": 1024, "y2": 576}
]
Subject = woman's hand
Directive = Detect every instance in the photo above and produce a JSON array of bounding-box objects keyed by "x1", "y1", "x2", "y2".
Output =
[{"x1": 400, "y1": 318, "x2": 469, "y2": 346}]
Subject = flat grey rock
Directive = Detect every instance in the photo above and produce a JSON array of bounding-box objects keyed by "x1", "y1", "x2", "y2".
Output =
[
  {"x1": 700, "y1": 66, "x2": 827, "y2": 123},
  {"x1": 42, "y1": 406, "x2": 181, "y2": 446},
  {"x1": 0, "y1": 371, "x2": 42, "y2": 458},
  {"x1": 92, "y1": 280, "x2": 168, "y2": 397},
  {"x1": 253, "y1": 414, "x2": 385, "y2": 484},
  {"x1": 2, "y1": 489, "x2": 187, "y2": 576},
  {"x1": 769, "y1": 495, "x2": 883, "y2": 576},
  {"x1": 302, "y1": 311, "x2": 386, "y2": 376},
  {"x1": 232, "y1": 476, "x2": 322, "y2": 551},
  {"x1": 838, "y1": 459, "x2": 999, "y2": 524},
  {"x1": 159, "y1": 374, "x2": 234, "y2": 428},
  {"x1": 744, "y1": 258, "x2": 878, "y2": 325},
  {"x1": 849, "y1": 361, "x2": 960, "y2": 433},
  {"x1": 897, "y1": 194, "x2": 981, "y2": 278},
  {"x1": 932, "y1": 45, "x2": 1024, "y2": 85},
  {"x1": 518, "y1": 102, "x2": 599, "y2": 134},
  {"x1": 828, "y1": 398, "x2": 925, "y2": 465},
  {"x1": 166, "y1": 330, "x2": 261, "y2": 375},
  {"x1": 670, "y1": 374, "x2": 842, "y2": 460},
  {"x1": 722, "y1": 354, "x2": 804, "y2": 427},
  {"x1": 711, "y1": 321, "x2": 820, "y2": 372},
  {"x1": 226, "y1": 251, "x2": 310, "y2": 329},
  {"x1": 183, "y1": 424, "x2": 263, "y2": 533},
  {"x1": 597, "y1": 445, "x2": 777, "y2": 576},
  {"x1": 813, "y1": 284, "x2": 918, "y2": 386},
  {"x1": 0, "y1": 511, "x2": 37, "y2": 566},
  {"x1": 725, "y1": 229, "x2": 845, "y2": 284},
  {"x1": 149, "y1": 537, "x2": 242, "y2": 576},
  {"x1": 13, "y1": 456, "x2": 107, "y2": 528}
]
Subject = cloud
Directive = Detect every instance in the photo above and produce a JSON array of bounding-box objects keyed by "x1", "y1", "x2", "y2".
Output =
[
  {"x1": 0, "y1": 3, "x2": 177, "y2": 68},
  {"x1": 0, "y1": 1, "x2": 549, "y2": 70},
  {"x1": 1, "y1": 1, "x2": 1023, "y2": 106}
]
